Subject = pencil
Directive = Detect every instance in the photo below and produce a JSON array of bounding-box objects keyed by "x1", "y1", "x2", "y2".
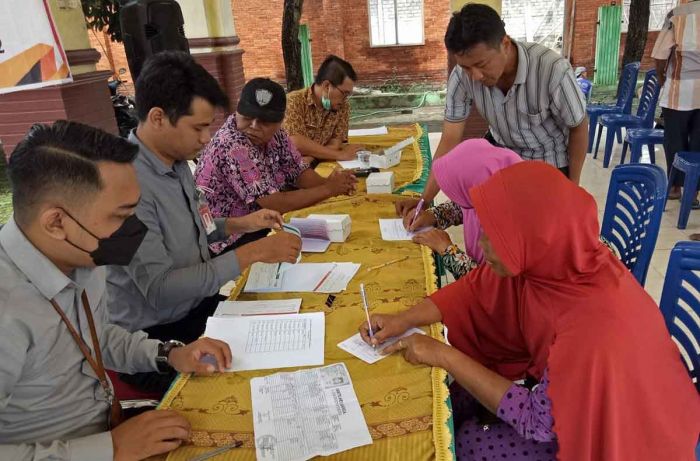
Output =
[{"x1": 366, "y1": 255, "x2": 409, "y2": 272}]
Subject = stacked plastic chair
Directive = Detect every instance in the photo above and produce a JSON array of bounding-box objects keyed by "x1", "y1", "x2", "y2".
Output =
[
  {"x1": 586, "y1": 62, "x2": 640, "y2": 153},
  {"x1": 600, "y1": 164, "x2": 667, "y2": 286},
  {"x1": 593, "y1": 69, "x2": 661, "y2": 168}
]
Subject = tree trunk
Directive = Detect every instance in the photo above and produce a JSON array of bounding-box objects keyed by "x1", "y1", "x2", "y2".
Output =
[
  {"x1": 282, "y1": 0, "x2": 305, "y2": 92},
  {"x1": 621, "y1": 0, "x2": 650, "y2": 66}
]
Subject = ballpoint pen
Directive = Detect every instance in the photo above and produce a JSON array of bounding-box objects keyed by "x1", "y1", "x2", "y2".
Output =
[
  {"x1": 409, "y1": 198, "x2": 425, "y2": 230},
  {"x1": 360, "y1": 283, "x2": 375, "y2": 348}
]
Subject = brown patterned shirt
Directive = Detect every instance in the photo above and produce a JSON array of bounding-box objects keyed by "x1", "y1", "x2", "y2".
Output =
[{"x1": 283, "y1": 86, "x2": 350, "y2": 146}]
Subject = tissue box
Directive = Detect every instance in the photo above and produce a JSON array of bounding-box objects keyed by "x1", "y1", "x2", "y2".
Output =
[
  {"x1": 370, "y1": 149, "x2": 401, "y2": 169},
  {"x1": 366, "y1": 172, "x2": 395, "y2": 194},
  {"x1": 307, "y1": 214, "x2": 351, "y2": 242}
]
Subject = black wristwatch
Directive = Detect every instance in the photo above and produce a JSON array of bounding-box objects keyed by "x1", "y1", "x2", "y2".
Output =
[{"x1": 156, "y1": 340, "x2": 185, "y2": 374}]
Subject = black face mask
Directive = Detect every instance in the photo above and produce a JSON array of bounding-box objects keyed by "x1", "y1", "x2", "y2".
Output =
[{"x1": 63, "y1": 211, "x2": 147, "y2": 266}]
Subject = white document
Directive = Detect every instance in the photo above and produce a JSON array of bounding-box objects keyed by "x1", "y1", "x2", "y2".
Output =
[
  {"x1": 337, "y1": 328, "x2": 426, "y2": 364},
  {"x1": 378, "y1": 218, "x2": 432, "y2": 241},
  {"x1": 251, "y1": 363, "x2": 372, "y2": 461},
  {"x1": 289, "y1": 218, "x2": 332, "y2": 253},
  {"x1": 348, "y1": 126, "x2": 388, "y2": 136},
  {"x1": 384, "y1": 137, "x2": 414, "y2": 156},
  {"x1": 244, "y1": 262, "x2": 360, "y2": 293},
  {"x1": 203, "y1": 313, "x2": 325, "y2": 372},
  {"x1": 336, "y1": 154, "x2": 402, "y2": 170},
  {"x1": 213, "y1": 299, "x2": 302, "y2": 317},
  {"x1": 314, "y1": 263, "x2": 361, "y2": 293},
  {"x1": 336, "y1": 159, "x2": 363, "y2": 169}
]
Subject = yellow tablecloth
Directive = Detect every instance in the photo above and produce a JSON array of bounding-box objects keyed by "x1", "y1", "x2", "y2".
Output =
[{"x1": 158, "y1": 124, "x2": 453, "y2": 461}]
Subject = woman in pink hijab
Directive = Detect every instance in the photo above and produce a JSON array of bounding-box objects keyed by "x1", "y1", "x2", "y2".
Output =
[{"x1": 408, "y1": 139, "x2": 522, "y2": 279}]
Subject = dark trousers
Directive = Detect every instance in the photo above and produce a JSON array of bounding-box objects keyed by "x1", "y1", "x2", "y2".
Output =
[
  {"x1": 120, "y1": 294, "x2": 224, "y2": 393},
  {"x1": 143, "y1": 293, "x2": 225, "y2": 343},
  {"x1": 663, "y1": 107, "x2": 700, "y2": 187},
  {"x1": 486, "y1": 130, "x2": 571, "y2": 179}
]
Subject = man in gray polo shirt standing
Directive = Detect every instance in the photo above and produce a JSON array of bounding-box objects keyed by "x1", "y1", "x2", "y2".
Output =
[
  {"x1": 107, "y1": 52, "x2": 301, "y2": 345},
  {"x1": 397, "y1": 4, "x2": 588, "y2": 218}
]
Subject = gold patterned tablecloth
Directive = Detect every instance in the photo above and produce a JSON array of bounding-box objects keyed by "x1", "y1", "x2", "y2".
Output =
[{"x1": 158, "y1": 124, "x2": 453, "y2": 461}]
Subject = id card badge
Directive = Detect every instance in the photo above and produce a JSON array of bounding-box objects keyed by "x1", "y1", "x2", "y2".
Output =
[{"x1": 196, "y1": 188, "x2": 217, "y2": 235}]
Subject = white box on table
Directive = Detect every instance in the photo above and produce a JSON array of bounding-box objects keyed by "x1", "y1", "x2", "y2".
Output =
[
  {"x1": 306, "y1": 214, "x2": 351, "y2": 242},
  {"x1": 369, "y1": 149, "x2": 401, "y2": 169},
  {"x1": 366, "y1": 172, "x2": 395, "y2": 194}
]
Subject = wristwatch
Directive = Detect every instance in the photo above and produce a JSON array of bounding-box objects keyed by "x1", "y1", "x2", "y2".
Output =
[{"x1": 156, "y1": 340, "x2": 185, "y2": 373}]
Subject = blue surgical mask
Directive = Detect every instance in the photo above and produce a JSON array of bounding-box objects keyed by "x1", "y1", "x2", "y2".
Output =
[{"x1": 321, "y1": 87, "x2": 332, "y2": 111}]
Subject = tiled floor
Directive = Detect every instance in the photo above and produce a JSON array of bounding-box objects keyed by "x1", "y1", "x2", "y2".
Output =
[{"x1": 426, "y1": 129, "x2": 697, "y2": 303}]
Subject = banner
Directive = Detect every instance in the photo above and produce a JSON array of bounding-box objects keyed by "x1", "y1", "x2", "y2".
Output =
[{"x1": 0, "y1": 0, "x2": 72, "y2": 94}]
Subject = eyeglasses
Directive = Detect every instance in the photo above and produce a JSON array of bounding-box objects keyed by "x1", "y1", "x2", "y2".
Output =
[{"x1": 333, "y1": 85, "x2": 352, "y2": 100}]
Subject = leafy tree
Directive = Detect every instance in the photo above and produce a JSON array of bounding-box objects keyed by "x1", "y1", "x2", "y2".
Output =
[{"x1": 81, "y1": 0, "x2": 123, "y2": 42}]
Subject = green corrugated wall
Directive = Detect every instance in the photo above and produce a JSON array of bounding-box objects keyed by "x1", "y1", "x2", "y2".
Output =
[
  {"x1": 594, "y1": 4, "x2": 622, "y2": 85},
  {"x1": 299, "y1": 24, "x2": 314, "y2": 88}
]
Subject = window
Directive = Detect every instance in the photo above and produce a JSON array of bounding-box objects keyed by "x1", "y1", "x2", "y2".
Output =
[
  {"x1": 621, "y1": 0, "x2": 677, "y2": 32},
  {"x1": 368, "y1": 0, "x2": 424, "y2": 47},
  {"x1": 501, "y1": 0, "x2": 565, "y2": 52}
]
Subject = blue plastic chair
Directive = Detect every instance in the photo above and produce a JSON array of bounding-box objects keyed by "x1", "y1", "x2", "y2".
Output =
[
  {"x1": 668, "y1": 152, "x2": 700, "y2": 229},
  {"x1": 659, "y1": 241, "x2": 700, "y2": 393},
  {"x1": 586, "y1": 62, "x2": 640, "y2": 153},
  {"x1": 594, "y1": 69, "x2": 661, "y2": 168},
  {"x1": 600, "y1": 164, "x2": 667, "y2": 286},
  {"x1": 619, "y1": 128, "x2": 664, "y2": 164}
]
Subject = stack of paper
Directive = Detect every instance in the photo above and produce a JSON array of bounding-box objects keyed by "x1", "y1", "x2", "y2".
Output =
[
  {"x1": 251, "y1": 363, "x2": 373, "y2": 461},
  {"x1": 203, "y1": 312, "x2": 325, "y2": 372},
  {"x1": 289, "y1": 217, "x2": 332, "y2": 253},
  {"x1": 244, "y1": 262, "x2": 361, "y2": 293},
  {"x1": 337, "y1": 328, "x2": 426, "y2": 364},
  {"x1": 378, "y1": 218, "x2": 432, "y2": 241},
  {"x1": 213, "y1": 299, "x2": 302, "y2": 317},
  {"x1": 348, "y1": 126, "x2": 388, "y2": 136}
]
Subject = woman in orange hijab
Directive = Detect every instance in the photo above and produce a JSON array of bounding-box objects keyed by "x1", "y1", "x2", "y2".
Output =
[{"x1": 361, "y1": 162, "x2": 700, "y2": 460}]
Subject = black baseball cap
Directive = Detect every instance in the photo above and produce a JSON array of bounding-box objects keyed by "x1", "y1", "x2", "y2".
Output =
[{"x1": 236, "y1": 78, "x2": 286, "y2": 123}]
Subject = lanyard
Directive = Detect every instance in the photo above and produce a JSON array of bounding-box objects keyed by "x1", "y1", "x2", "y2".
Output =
[{"x1": 49, "y1": 290, "x2": 122, "y2": 428}]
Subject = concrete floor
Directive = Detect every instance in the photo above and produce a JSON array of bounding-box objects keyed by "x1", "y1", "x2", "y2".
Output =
[{"x1": 426, "y1": 129, "x2": 692, "y2": 303}]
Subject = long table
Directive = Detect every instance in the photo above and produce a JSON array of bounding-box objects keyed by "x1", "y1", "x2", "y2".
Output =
[{"x1": 158, "y1": 124, "x2": 454, "y2": 461}]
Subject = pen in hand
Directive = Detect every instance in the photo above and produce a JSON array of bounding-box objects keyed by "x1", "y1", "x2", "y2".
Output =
[
  {"x1": 360, "y1": 283, "x2": 375, "y2": 348},
  {"x1": 409, "y1": 198, "x2": 425, "y2": 230}
]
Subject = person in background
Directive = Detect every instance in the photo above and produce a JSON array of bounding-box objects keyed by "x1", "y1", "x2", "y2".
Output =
[
  {"x1": 651, "y1": 0, "x2": 700, "y2": 233},
  {"x1": 0, "y1": 120, "x2": 232, "y2": 461},
  {"x1": 107, "y1": 52, "x2": 301, "y2": 348},
  {"x1": 283, "y1": 55, "x2": 364, "y2": 164},
  {"x1": 362, "y1": 162, "x2": 700, "y2": 461},
  {"x1": 195, "y1": 78, "x2": 357, "y2": 253},
  {"x1": 407, "y1": 139, "x2": 522, "y2": 280},
  {"x1": 395, "y1": 4, "x2": 588, "y2": 220},
  {"x1": 575, "y1": 66, "x2": 592, "y2": 101}
]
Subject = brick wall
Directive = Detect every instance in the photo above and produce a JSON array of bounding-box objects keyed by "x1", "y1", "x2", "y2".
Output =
[
  {"x1": 565, "y1": 0, "x2": 676, "y2": 75},
  {"x1": 88, "y1": 29, "x2": 135, "y2": 94},
  {"x1": 231, "y1": 0, "x2": 451, "y2": 87}
]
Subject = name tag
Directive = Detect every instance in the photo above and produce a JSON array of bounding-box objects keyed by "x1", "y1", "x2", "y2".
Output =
[
  {"x1": 198, "y1": 202, "x2": 217, "y2": 235},
  {"x1": 196, "y1": 188, "x2": 217, "y2": 235}
]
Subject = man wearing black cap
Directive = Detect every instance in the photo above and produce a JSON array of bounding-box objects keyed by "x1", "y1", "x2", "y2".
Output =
[
  {"x1": 195, "y1": 78, "x2": 357, "y2": 253},
  {"x1": 107, "y1": 53, "x2": 302, "y2": 347}
]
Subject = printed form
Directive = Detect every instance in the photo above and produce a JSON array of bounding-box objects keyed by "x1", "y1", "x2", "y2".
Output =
[
  {"x1": 337, "y1": 328, "x2": 426, "y2": 364},
  {"x1": 378, "y1": 219, "x2": 432, "y2": 241},
  {"x1": 213, "y1": 299, "x2": 302, "y2": 316},
  {"x1": 251, "y1": 363, "x2": 372, "y2": 461},
  {"x1": 244, "y1": 262, "x2": 360, "y2": 293},
  {"x1": 203, "y1": 313, "x2": 325, "y2": 372}
]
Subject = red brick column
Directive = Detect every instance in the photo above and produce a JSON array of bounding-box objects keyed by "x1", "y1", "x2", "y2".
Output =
[
  {"x1": 1, "y1": 48, "x2": 117, "y2": 157},
  {"x1": 189, "y1": 37, "x2": 246, "y2": 134}
]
